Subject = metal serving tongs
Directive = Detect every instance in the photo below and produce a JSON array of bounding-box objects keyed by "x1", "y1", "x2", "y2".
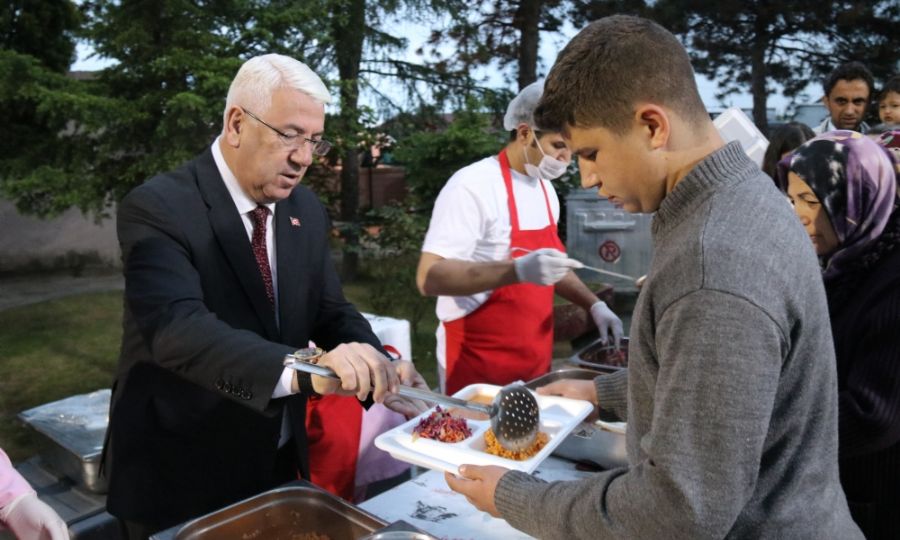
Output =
[
  {"x1": 510, "y1": 247, "x2": 639, "y2": 283},
  {"x1": 283, "y1": 354, "x2": 541, "y2": 451}
]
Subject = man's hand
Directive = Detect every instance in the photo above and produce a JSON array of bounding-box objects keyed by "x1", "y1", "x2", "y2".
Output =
[
  {"x1": 444, "y1": 465, "x2": 509, "y2": 517},
  {"x1": 383, "y1": 359, "x2": 430, "y2": 418},
  {"x1": 590, "y1": 300, "x2": 624, "y2": 347},
  {"x1": 514, "y1": 248, "x2": 582, "y2": 286},
  {"x1": 2, "y1": 492, "x2": 69, "y2": 540},
  {"x1": 536, "y1": 379, "x2": 598, "y2": 405},
  {"x1": 312, "y1": 342, "x2": 399, "y2": 402}
]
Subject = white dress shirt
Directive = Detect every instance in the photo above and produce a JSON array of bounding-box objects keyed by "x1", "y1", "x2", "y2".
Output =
[{"x1": 211, "y1": 137, "x2": 296, "y2": 403}]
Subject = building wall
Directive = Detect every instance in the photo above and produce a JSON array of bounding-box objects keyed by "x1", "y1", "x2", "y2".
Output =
[
  {"x1": 0, "y1": 167, "x2": 408, "y2": 275},
  {"x1": 0, "y1": 199, "x2": 120, "y2": 274}
]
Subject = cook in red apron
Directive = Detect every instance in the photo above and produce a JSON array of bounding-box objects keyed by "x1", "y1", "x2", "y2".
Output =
[{"x1": 443, "y1": 149, "x2": 565, "y2": 395}]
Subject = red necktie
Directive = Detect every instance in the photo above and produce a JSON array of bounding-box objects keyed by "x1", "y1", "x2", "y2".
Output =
[{"x1": 249, "y1": 206, "x2": 275, "y2": 306}]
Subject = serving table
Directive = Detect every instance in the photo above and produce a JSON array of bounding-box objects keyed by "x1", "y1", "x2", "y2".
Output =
[{"x1": 360, "y1": 456, "x2": 598, "y2": 540}]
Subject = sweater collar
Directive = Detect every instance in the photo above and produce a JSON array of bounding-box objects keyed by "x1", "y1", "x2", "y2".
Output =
[{"x1": 653, "y1": 141, "x2": 753, "y2": 235}]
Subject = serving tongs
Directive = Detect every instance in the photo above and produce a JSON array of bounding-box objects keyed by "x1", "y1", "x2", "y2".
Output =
[{"x1": 284, "y1": 355, "x2": 541, "y2": 451}]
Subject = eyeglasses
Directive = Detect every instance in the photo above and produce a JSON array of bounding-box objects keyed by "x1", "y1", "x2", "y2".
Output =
[{"x1": 241, "y1": 108, "x2": 332, "y2": 156}]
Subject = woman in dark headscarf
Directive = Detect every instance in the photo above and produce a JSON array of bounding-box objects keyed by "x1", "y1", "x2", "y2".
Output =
[{"x1": 777, "y1": 130, "x2": 900, "y2": 539}]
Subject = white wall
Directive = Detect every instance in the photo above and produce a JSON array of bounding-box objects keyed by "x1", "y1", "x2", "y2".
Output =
[{"x1": 0, "y1": 199, "x2": 120, "y2": 274}]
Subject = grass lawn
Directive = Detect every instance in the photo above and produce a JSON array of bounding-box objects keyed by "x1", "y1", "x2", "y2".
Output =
[
  {"x1": 0, "y1": 291, "x2": 123, "y2": 462},
  {"x1": 0, "y1": 281, "x2": 439, "y2": 463}
]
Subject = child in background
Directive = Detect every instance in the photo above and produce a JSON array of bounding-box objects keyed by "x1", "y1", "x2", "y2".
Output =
[
  {"x1": 877, "y1": 75, "x2": 900, "y2": 125},
  {"x1": 761, "y1": 122, "x2": 815, "y2": 181}
]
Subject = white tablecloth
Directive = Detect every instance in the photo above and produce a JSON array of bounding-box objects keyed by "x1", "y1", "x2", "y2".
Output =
[
  {"x1": 360, "y1": 457, "x2": 597, "y2": 539},
  {"x1": 362, "y1": 312, "x2": 411, "y2": 360}
]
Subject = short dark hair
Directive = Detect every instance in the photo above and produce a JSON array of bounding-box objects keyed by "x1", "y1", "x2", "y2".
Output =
[
  {"x1": 535, "y1": 15, "x2": 708, "y2": 134},
  {"x1": 761, "y1": 122, "x2": 815, "y2": 182},
  {"x1": 878, "y1": 75, "x2": 900, "y2": 102},
  {"x1": 823, "y1": 61, "x2": 874, "y2": 98}
]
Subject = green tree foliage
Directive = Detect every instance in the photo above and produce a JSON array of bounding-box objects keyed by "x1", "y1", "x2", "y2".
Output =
[
  {"x1": 574, "y1": 1, "x2": 899, "y2": 134},
  {"x1": 1, "y1": 0, "x2": 80, "y2": 73},
  {"x1": 421, "y1": 0, "x2": 568, "y2": 91},
  {"x1": 820, "y1": 1, "x2": 899, "y2": 91},
  {"x1": 1, "y1": 0, "x2": 336, "y2": 217},
  {"x1": 0, "y1": 0, "x2": 89, "y2": 216},
  {"x1": 393, "y1": 103, "x2": 505, "y2": 207},
  {"x1": 357, "y1": 102, "x2": 506, "y2": 337}
]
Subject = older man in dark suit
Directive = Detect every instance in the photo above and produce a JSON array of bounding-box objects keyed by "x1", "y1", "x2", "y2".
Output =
[{"x1": 103, "y1": 54, "x2": 427, "y2": 539}]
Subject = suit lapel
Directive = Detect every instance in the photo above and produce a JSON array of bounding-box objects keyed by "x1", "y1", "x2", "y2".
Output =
[
  {"x1": 195, "y1": 149, "x2": 280, "y2": 339},
  {"x1": 275, "y1": 195, "x2": 313, "y2": 342}
]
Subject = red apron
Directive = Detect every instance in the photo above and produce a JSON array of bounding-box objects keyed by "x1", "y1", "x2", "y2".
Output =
[
  {"x1": 305, "y1": 394, "x2": 361, "y2": 501},
  {"x1": 443, "y1": 149, "x2": 564, "y2": 395},
  {"x1": 305, "y1": 345, "x2": 405, "y2": 502}
]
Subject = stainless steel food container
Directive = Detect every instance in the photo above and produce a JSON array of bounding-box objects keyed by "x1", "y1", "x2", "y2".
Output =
[
  {"x1": 17, "y1": 389, "x2": 110, "y2": 493},
  {"x1": 569, "y1": 336, "x2": 629, "y2": 371},
  {"x1": 525, "y1": 368, "x2": 628, "y2": 469},
  {"x1": 151, "y1": 481, "x2": 388, "y2": 540}
]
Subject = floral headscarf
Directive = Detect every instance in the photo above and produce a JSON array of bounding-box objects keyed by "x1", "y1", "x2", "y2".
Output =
[
  {"x1": 878, "y1": 129, "x2": 900, "y2": 163},
  {"x1": 776, "y1": 130, "x2": 900, "y2": 282}
]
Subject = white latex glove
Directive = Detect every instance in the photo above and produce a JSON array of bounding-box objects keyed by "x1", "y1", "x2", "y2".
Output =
[
  {"x1": 2, "y1": 492, "x2": 69, "y2": 540},
  {"x1": 513, "y1": 248, "x2": 582, "y2": 286},
  {"x1": 590, "y1": 300, "x2": 624, "y2": 347}
]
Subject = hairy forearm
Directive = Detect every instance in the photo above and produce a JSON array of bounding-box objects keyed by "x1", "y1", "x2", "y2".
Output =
[
  {"x1": 418, "y1": 257, "x2": 519, "y2": 296},
  {"x1": 555, "y1": 272, "x2": 600, "y2": 310}
]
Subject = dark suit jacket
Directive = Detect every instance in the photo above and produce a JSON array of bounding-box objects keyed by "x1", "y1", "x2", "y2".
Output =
[{"x1": 104, "y1": 147, "x2": 381, "y2": 530}]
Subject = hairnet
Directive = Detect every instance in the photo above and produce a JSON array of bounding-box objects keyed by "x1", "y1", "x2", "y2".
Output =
[{"x1": 503, "y1": 80, "x2": 545, "y2": 131}]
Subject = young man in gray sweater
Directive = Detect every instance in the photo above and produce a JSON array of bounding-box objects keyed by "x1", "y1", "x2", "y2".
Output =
[{"x1": 445, "y1": 15, "x2": 864, "y2": 539}]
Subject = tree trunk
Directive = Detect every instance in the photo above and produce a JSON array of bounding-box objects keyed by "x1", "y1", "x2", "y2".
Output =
[
  {"x1": 515, "y1": 0, "x2": 541, "y2": 90},
  {"x1": 333, "y1": 0, "x2": 366, "y2": 281},
  {"x1": 750, "y1": 16, "x2": 769, "y2": 135}
]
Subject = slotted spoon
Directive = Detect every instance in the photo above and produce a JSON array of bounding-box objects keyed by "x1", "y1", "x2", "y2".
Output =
[{"x1": 283, "y1": 355, "x2": 541, "y2": 451}]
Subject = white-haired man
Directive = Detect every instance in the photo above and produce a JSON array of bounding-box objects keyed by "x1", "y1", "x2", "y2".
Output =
[
  {"x1": 416, "y1": 81, "x2": 623, "y2": 395},
  {"x1": 103, "y1": 54, "x2": 428, "y2": 539}
]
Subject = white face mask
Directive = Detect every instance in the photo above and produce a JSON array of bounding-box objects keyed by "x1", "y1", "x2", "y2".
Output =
[{"x1": 523, "y1": 134, "x2": 569, "y2": 180}]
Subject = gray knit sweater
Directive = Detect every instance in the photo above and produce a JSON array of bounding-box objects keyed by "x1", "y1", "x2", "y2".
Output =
[{"x1": 494, "y1": 142, "x2": 863, "y2": 539}]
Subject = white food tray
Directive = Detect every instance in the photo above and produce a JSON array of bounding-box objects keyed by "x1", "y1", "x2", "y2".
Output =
[{"x1": 374, "y1": 383, "x2": 593, "y2": 474}]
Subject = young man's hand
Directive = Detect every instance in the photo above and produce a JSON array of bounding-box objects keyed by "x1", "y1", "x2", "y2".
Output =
[
  {"x1": 536, "y1": 379, "x2": 598, "y2": 405},
  {"x1": 445, "y1": 464, "x2": 510, "y2": 517}
]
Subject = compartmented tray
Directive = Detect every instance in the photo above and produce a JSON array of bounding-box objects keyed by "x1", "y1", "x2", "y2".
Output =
[{"x1": 374, "y1": 384, "x2": 593, "y2": 474}]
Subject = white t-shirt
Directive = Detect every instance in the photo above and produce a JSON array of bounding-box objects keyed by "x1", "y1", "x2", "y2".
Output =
[{"x1": 422, "y1": 154, "x2": 561, "y2": 322}]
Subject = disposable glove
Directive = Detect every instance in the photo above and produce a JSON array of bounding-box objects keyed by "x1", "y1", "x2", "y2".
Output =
[
  {"x1": 1, "y1": 492, "x2": 69, "y2": 540},
  {"x1": 590, "y1": 300, "x2": 624, "y2": 347},
  {"x1": 513, "y1": 248, "x2": 582, "y2": 286}
]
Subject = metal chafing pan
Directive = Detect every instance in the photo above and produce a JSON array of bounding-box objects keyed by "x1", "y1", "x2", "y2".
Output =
[
  {"x1": 525, "y1": 368, "x2": 628, "y2": 469},
  {"x1": 569, "y1": 337, "x2": 629, "y2": 371},
  {"x1": 151, "y1": 481, "x2": 388, "y2": 540},
  {"x1": 17, "y1": 389, "x2": 110, "y2": 493}
]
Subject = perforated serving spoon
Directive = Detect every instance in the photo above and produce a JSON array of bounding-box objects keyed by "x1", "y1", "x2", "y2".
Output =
[{"x1": 283, "y1": 355, "x2": 541, "y2": 451}]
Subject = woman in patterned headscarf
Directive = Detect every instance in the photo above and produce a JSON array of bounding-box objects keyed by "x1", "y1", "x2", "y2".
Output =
[{"x1": 777, "y1": 130, "x2": 900, "y2": 540}]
